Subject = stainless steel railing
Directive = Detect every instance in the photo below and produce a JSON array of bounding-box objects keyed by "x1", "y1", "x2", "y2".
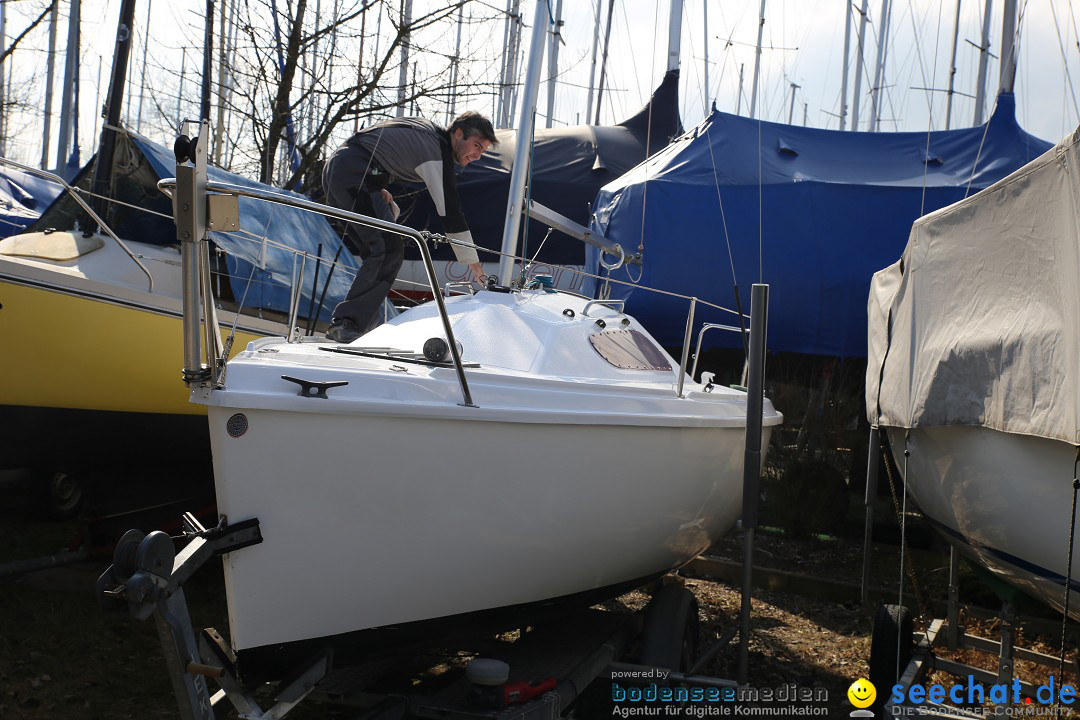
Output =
[
  {"x1": 0, "y1": 156, "x2": 154, "y2": 291},
  {"x1": 157, "y1": 176, "x2": 476, "y2": 408}
]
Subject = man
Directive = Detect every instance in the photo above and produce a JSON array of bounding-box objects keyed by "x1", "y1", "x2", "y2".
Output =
[{"x1": 323, "y1": 111, "x2": 497, "y2": 343}]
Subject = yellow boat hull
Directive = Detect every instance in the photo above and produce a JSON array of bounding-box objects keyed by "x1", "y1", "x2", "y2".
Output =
[{"x1": 0, "y1": 280, "x2": 261, "y2": 416}]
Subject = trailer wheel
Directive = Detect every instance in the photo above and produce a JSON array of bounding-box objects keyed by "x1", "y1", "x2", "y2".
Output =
[
  {"x1": 33, "y1": 467, "x2": 84, "y2": 519},
  {"x1": 869, "y1": 604, "x2": 913, "y2": 697},
  {"x1": 639, "y1": 584, "x2": 700, "y2": 674}
]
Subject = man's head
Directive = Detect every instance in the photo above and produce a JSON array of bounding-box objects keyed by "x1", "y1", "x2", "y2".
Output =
[{"x1": 449, "y1": 112, "x2": 497, "y2": 167}]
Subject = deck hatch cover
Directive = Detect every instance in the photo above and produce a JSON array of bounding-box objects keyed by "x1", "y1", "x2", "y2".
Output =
[{"x1": 589, "y1": 329, "x2": 672, "y2": 371}]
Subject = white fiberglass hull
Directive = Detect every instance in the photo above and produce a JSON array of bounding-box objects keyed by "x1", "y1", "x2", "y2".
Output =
[
  {"x1": 888, "y1": 425, "x2": 1080, "y2": 618},
  {"x1": 200, "y1": 289, "x2": 780, "y2": 677},
  {"x1": 210, "y1": 406, "x2": 760, "y2": 657}
]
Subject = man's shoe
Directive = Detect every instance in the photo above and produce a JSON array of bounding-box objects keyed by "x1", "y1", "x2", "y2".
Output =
[{"x1": 326, "y1": 319, "x2": 362, "y2": 343}]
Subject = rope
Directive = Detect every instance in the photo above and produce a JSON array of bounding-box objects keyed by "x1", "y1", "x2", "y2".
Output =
[
  {"x1": 1058, "y1": 447, "x2": 1080, "y2": 690},
  {"x1": 881, "y1": 433, "x2": 928, "y2": 620}
]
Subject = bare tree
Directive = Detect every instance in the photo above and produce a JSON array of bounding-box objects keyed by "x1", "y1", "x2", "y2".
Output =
[{"x1": 220, "y1": 0, "x2": 501, "y2": 190}]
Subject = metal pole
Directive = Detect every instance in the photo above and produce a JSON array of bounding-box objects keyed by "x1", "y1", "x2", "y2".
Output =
[
  {"x1": 676, "y1": 298, "x2": 696, "y2": 398},
  {"x1": 738, "y1": 283, "x2": 768, "y2": 686},
  {"x1": 498, "y1": 0, "x2": 550, "y2": 285},
  {"x1": 177, "y1": 47, "x2": 186, "y2": 125},
  {"x1": 42, "y1": 2, "x2": 59, "y2": 170},
  {"x1": 448, "y1": 3, "x2": 464, "y2": 124},
  {"x1": 667, "y1": 0, "x2": 683, "y2": 72},
  {"x1": 504, "y1": 3, "x2": 523, "y2": 126},
  {"x1": 56, "y1": 0, "x2": 81, "y2": 173},
  {"x1": 736, "y1": 63, "x2": 744, "y2": 115},
  {"x1": 593, "y1": 0, "x2": 615, "y2": 125},
  {"x1": 972, "y1": 0, "x2": 993, "y2": 124},
  {"x1": 355, "y1": 6, "x2": 366, "y2": 133},
  {"x1": 703, "y1": 0, "x2": 708, "y2": 105},
  {"x1": 861, "y1": 426, "x2": 879, "y2": 606},
  {"x1": 92, "y1": 56, "x2": 102, "y2": 145},
  {"x1": 944, "y1": 0, "x2": 961, "y2": 129},
  {"x1": 545, "y1": 0, "x2": 563, "y2": 128},
  {"x1": 868, "y1": 0, "x2": 889, "y2": 131},
  {"x1": 787, "y1": 82, "x2": 799, "y2": 124},
  {"x1": 851, "y1": 0, "x2": 868, "y2": 130},
  {"x1": 175, "y1": 121, "x2": 210, "y2": 385},
  {"x1": 839, "y1": 0, "x2": 852, "y2": 130},
  {"x1": 136, "y1": 0, "x2": 152, "y2": 133},
  {"x1": 0, "y1": 0, "x2": 6, "y2": 157},
  {"x1": 496, "y1": 0, "x2": 513, "y2": 128},
  {"x1": 998, "y1": 0, "x2": 1017, "y2": 95},
  {"x1": 89, "y1": 0, "x2": 138, "y2": 225},
  {"x1": 213, "y1": 0, "x2": 228, "y2": 162},
  {"x1": 749, "y1": 0, "x2": 766, "y2": 119},
  {"x1": 584, "y1": 0, "x2": 601, "y2": 124},
  {"x1": 396, "y1": 0, "x2": 412, "y2": 117}
]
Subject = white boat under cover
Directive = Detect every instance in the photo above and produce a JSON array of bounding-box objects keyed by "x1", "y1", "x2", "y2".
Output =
[
  {"x1": 868, "y1": 122, "x2": 1080, "y2": 618},
  {"x1": 198, "y1": 288, "x2": 780, "y2": 678}
]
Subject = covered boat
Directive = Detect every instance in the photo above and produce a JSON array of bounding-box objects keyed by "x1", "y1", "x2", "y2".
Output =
[
  {"x1": 0, "y1": 134, "x2": 378, "y2": 509},
  {"x1": 867, "y1": 120, "x2": 1080, "y2": 617},
  {"x1": 393, "y1": 70, "x2": 683, "y2": 296},
  {"x1": 588, "y1": 93, "x2": 1050, "y2": 356}
]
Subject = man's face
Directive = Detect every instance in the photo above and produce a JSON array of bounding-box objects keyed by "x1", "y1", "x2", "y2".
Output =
[{"x1": 451, "y1": 129, "x2": 491, "y2": 167}]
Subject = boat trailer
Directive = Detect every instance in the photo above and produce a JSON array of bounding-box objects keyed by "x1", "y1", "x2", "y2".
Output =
[
  {"x1": 96, "y1": 511, "x2": 745, "y2": 720},
  {"x1": 861, "y1": 428, "x2": 1080, "y2": 717}
]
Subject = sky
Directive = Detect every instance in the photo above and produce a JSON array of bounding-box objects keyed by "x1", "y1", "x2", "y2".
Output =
[{"x1": 1, "y1": 0, "x2": 1078, "y2": 173}]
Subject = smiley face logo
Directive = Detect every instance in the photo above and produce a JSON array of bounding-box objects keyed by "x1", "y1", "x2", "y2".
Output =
[{"x1": 848, "y1": 678, "x2": 876, "y2": 708}]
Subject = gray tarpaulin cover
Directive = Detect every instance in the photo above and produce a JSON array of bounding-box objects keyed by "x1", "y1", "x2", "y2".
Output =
[{"x1": 866, "y1": 123, "x2": 1080, "y2": 444}]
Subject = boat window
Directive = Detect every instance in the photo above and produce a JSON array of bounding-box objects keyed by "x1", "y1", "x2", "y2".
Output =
[{"x1": 589, "y1": 329, "x2": 672, "y2": 371}]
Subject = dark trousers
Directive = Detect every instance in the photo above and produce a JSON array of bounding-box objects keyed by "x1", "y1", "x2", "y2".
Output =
[{"x1": 324, "y1": 152, "x2": 401, "y2": 331}]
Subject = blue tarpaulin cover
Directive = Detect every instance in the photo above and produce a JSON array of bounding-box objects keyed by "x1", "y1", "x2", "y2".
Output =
[
  {"x1": 132, "y1": 135, "x2": 358, "y2": 320},
  {"x1": 586, "y1": 93, "x2": 1052, "y2": 357},
  {"x1": 0, "y1": 165, "x2": 62, "y2": 238}
]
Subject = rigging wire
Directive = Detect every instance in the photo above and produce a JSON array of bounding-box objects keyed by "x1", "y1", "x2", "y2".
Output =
[
  {"x1": 916, "y1": 0, "x2": 944, "y2": 217},
  {"x1": 1048, "y1": 0, "x2": 1080, "y2": 126},
  {"x1": 628, "y1": 0, "x2": 663, "y2": 286}
]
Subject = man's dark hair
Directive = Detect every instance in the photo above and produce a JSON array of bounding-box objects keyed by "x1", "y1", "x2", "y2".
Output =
[{"x1": 450, "y1": 112, "x2": 498, "y2": 147}]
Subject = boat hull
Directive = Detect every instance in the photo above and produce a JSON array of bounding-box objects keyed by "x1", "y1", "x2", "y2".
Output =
[
  {"x1": 887, "y1": 425, "x2": 1080, "y2": 618},
  {"x1": 209, "y1": 405, "x2": 762, "y2": 666}
]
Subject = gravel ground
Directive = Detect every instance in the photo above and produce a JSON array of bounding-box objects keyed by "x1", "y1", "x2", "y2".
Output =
[{"x1": 1, "y1": 496, "x2": 1075, "y2": 719}]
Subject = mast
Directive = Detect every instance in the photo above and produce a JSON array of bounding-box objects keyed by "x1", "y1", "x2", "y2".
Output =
[
  {"x1": 839, "y1": 0, "x2": 852, "y2": 129},
  {"x1": 944, "y1": 0, "x2": 961, "y2": 129},
  {"x1": 56, "y1": 0, "x2": 81, "y2": 173},
  {"x1": 868, "y1": 0, "x2": 889, "y2": 131},
  {"x1": 972, "y1": 0, "x2": 992, "y2": 124},
  {"x1": 593, "y1": 0, "x2": 615, "y2": 125},
  {"x1": 42, "y1": 2, "x2": 59, "y2": 169},
  {"x1": 544, "y1": 0, "x2": 563, "y2": 128},
  {"x1": 787, "y1": 82, "x2": 799, "y2": 124},
  {"x1": 213, "y1": 0, "x2": 228, "y2": 163},
  {"x1": 850, "y1": 0, "x2": 868, "y2": 130},
  {"x1": 498, "y1": 0, "x2": 551, "y2": 285},
  {"x1": 136, "y1": 0, "x2": 152, "y2": 133},
  {"x1": 396, "y1": 0, "x2": 412, "y2": 116},
  {"x1": 749, "y1": 0, "x2": 765, "y2": 119},
  {"x1": 668, "y1": 0, "x2": 683, "y2": 71},
  {"x1": 703, "y1": 0, "x2": 708, "y2": 106},
  {"x1": 447, "y1": 2, "x2": 464, "y2": 124},
  {"x1": 736, "y1": 62, "x2": 744, "y2": 114},
  {"x1": 177, "y1": 47, "x2": 187, "y2": 121},
  {"x1": 89, "y1": 0, "x2": 138, "y2": 225},
  {"x1": 0, "y1": 0, "x2": 7, "y2": 156},
  {"x1": 585, "y1": 0, "x2": 601, "y2": 124},
  {"x1": 504, "y1": 4, "x2": 523, "y2": 127},
  {"x1": 998, "y1": 0, "x2": 1017, "y2": 94}
]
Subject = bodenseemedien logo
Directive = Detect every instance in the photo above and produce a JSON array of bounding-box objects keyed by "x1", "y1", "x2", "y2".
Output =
[{"x1": 848, "y1": 678, "x2": 876, "y2": 717}]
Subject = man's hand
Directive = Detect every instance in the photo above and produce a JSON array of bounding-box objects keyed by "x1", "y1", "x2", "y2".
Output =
[
  {"x1": 468, "y1": 262, "x2": 486, "y2": 284},
  {"x1": 380, "y1": 189, "x2": 394, "y2": 205}
]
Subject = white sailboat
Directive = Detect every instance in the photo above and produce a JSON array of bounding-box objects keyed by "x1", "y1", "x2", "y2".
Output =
[
  {"x1": 170, "y1": 0, "x2": 782, "y2": 682},
  {"x1": 867, "y1": 119, "x2": 1080, "y2": 619}
]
